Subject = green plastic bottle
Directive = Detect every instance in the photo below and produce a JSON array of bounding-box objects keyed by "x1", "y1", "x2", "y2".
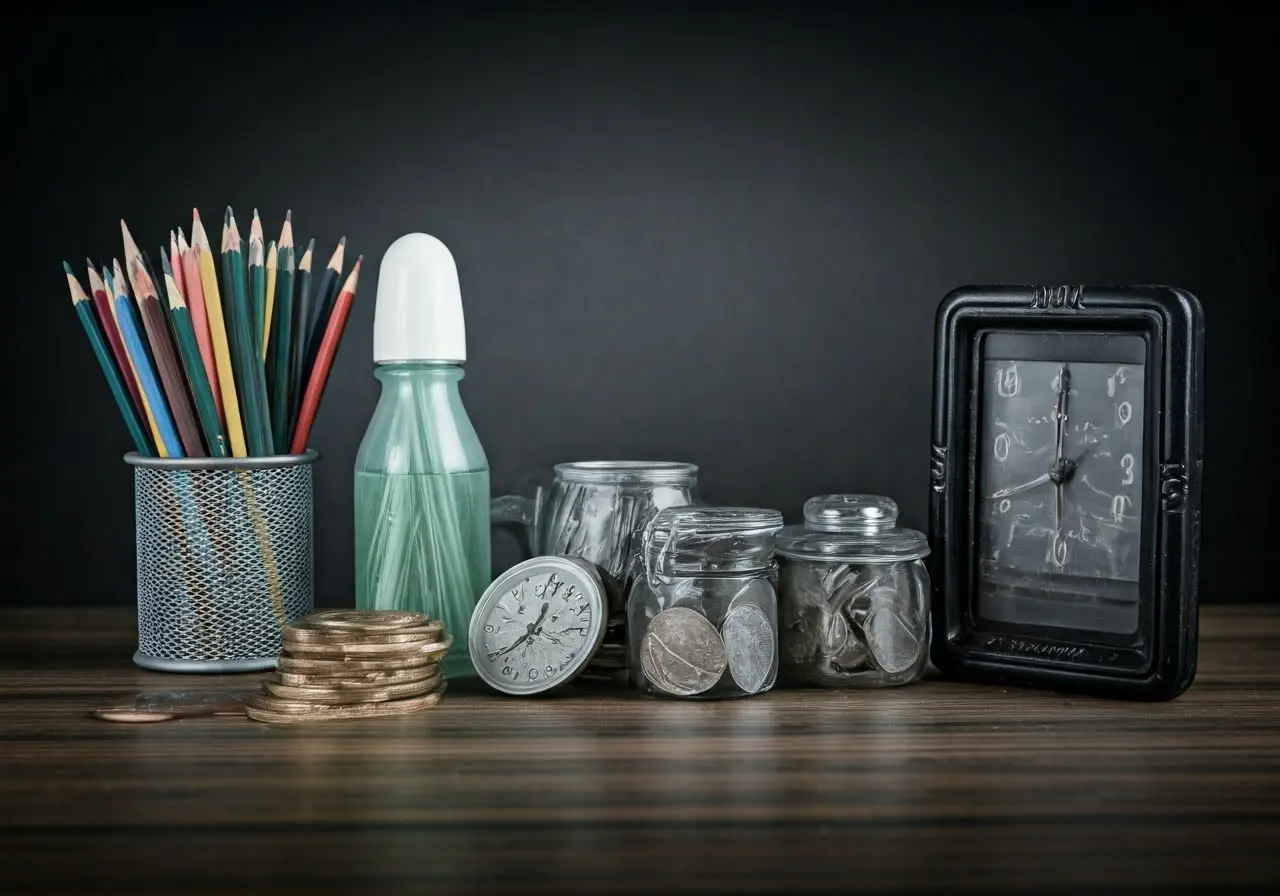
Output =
[{"x1": 354, "y1": 233, "x2": 489, "y2": 680}]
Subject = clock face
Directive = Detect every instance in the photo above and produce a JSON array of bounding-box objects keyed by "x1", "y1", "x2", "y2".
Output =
[
  {"x1": 974, "y1": 332, "x2": 1147, "y2": 636},
  {"x1": 469, "y1": 557, "x2": 607, "y2": 695}
]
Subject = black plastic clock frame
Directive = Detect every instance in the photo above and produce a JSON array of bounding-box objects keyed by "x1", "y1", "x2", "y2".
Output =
[{"x1": 928, "y1": 285, "x2": 1204, "y2": 701}]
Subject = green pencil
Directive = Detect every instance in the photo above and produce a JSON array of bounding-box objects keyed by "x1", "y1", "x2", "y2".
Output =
[
  {"x1": 222, "y1": 209, "x2": 269, "y2": 455},
  {"x1": 63, "y1": 262, "x2": 151, "y2": 455},
  {"x1": 249, "y1": 210, "x2": 266, "y2": 356},
  {"x1": 302, "y1": 237, "x2": 345, "y2": 378},
  {"x1": 269, "y1": 212, "x2": 296, "y2": 449},
  {"x1": 159, "y1": 253, "x2": 228, "y2": 457}
]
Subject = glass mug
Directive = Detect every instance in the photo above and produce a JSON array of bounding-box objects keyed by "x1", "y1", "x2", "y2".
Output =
[{"x1": 491, "y1": 461, "x2": 700, "y2": 679}]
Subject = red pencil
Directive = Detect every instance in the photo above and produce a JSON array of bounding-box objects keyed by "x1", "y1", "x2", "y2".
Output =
[
  {"x1": 176, "y1": 228, "x2": 223, "y2": 422},
  {"x1": 85, "y1": 261, "x2": 146, "y2": 420},
  {"x1": 289, "y1": 256, "x2": 361, "y2": 454}
]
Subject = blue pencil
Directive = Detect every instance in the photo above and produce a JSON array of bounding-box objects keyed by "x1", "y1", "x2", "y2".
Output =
[{"x1": 107, "y1": 269, "x2": 184, "y2": 458}]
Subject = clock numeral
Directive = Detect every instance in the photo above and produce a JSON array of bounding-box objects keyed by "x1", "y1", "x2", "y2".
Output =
[
  {"x1": 1106, "y1": 366, "x2": 1128, "y2": 398},
  {"x1": 1120, "y1": 453, "x2": 1135, "y2": 486},
  {"x1": 998, "y1": 499, "x2": 1011, "y2": 514},
  {"x1": 529, "y1": 669, "x2": 539, "y2": 680},
  {"x1": 1116, "y1": 401, "x2": 1133, "y2": 427},
  {"x1": 994, "y1": 364, "x2": 1020, "y2": 398},
  {"x1": 1111, "y1": 494, "x2": 1131, "y2": 522},
  {"x1": 1050, "y1": 533, "x2": 1069, "y2": 568},
  {"x1": 993, "y1": 432, "x2": 1011, "y2": 463}
]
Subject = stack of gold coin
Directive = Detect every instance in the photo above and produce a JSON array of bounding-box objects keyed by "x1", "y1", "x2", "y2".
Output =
[{"x1": 245, "y1": 610, "x2": 451, "y2": 724}]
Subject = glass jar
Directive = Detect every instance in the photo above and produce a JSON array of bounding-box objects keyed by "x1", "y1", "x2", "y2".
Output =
[
  {"x1": 627, "y1": 506, "x2": 784, "y2": 699},
  {"x1": 776, "y1": 494, "x2": 930, "y2": 687}
]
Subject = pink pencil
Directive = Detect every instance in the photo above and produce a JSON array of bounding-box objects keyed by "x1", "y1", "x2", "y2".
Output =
[
  {"x1": 169, "y1": 231, "x2": 186, "y2": 299},
  {"x1": 84, "y1": 260, "x2": 146, "y2": 421},
  {"x1": 176, "y1": 228, "x2": 223, "y2": 422}
]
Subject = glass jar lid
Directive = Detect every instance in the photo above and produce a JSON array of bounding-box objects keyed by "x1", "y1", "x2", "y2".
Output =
[
  {"x1": 643, "y1": 506, "x2": 784, "y2": 578},
  {"x1": 775, "y1": 494, "x2": 929, "y2": 563}
]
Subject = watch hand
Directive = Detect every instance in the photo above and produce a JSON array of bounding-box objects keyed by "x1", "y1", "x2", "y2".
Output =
[
  {"x1": 489, "y1": 601, "x2": 552, "y2": 660},
  {"x1": 1052, "y1": 365, "x2": 1070, "y2": 533},
  {"x1": 990, "y1": 471, "x2": 1051, "y2": 499}
]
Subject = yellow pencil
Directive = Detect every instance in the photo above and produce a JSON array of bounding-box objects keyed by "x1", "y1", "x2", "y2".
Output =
[
  {"x1": 191, "y1": 208, "x2": 248, "y2": 457},
  {"x1": 108, "y1": 260, "x2": 169, "y2": 457},
  {"x1": 263, "y1": 239, "x2": 277, "y2": 359}
]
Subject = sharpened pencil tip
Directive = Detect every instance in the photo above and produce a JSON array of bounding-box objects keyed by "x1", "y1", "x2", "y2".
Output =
[
  {"x1": 338, "y1": 236, "x2": 346, "y2": 247},
  {"x1": 307, "y1": 238, "x2": 316, "y2": 250},
  {"x1": 62, "y1": 260, "x2": 75, "y2": 276},
  {"x1": 192, "y1": 207, "x2": 202, "y2": 222},
  {"x1": 160, "y1": 252, "x2": 173, "y2": 276},
  {"x1": 285, "y1": 209, "x2": 292, "y2": 222}
]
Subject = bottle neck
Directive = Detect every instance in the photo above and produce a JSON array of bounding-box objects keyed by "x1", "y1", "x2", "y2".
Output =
[{"x1": 374, "y1": 360, "x2": 466, "y2": 383}]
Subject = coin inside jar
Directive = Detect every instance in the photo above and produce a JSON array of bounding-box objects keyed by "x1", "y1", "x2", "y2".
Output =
[
  {"x1": 860, "y1": 607, "x2": 922, "y2": 674},
  {"x1": 639, "y1": 607, "x2": 727, "y2": 697},
  {"x1": 721, "y1": 603, "x2": 775, "y2": 694}
]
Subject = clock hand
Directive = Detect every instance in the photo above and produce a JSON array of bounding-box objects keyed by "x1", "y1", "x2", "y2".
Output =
[
  {"x1": 989, "y1": 471, "x2": 1052, "y2": 499},
  {"x1": 488, "y1": 602, "x2": 551, "y2": 660},
  {"x1": 1052, "y1": 365, "x2": 1070, "y2": 532}
]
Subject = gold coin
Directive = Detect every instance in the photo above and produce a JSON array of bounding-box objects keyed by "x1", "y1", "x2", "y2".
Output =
[
  {"x1": 245, "y1": 687, "x2": 446, "y2": 724},
  {"x1": 92, "y1": 708, "x2": 177, "y2": 723},
  {"x1": 247, "y1": 677, "x2": 443, "y2": 714},
  {"x1": 260, "y1": 672, "x2": 442, "y2": 705},
  {"x1": 300, "y1": 609, "x2": 434, "y2": 631},
  {"x1": 274, "y1": 665, "x2": 437, "y2": 688},
  {"x1": 281, "y1": 636, "x2": 450, "y2": 658},
  {"x1": 284, "y1": 623, "x2": 445, "y2": 645},
  {"x1": 276, "y1": 646, "x2": 448, "y2": 674}
]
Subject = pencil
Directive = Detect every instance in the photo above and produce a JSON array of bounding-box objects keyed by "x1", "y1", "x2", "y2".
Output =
[
  {"x1": 65, "y1": 262, "x2": 151, "y2": 455},
  {"x1": 264, "y1": 240, "x2": 278, "y2": 357},
  {"x1": 177, "y1": 227, "x2": 222, "y2": 424},
  {"x1": 192, "y1": 209, "x2": 247, "y2": 457},
  {"x1": 223, "y1": 209, "x2": 272, "y2": 455},
  {"x1": 105, "y1": 264, "x2": 166, "y2": 455},
  {"x1": 289, "y1": 238, "x2": 315, "y2": 436},
  {"x1": 161, "y1": 252, "x2": 228, "y2": 458},
  {"x1": 169, "y1": 231, "x2": 185, "y2": 300},
  {"x1": 110, "y1": 266, "x2": 183, "y2": 458},
  {"x1": 269, "y1": 212, "x2": 295, "y2": 449},
  {"x1": 303, "y1": 237, "x2": 345, "y2": 377},
  {"x1": 249, "y1": 210, "x2": 266, "y2": 355},
  {"x1": 85, "y1": 261, "x2": 146, "y2": 427},
  {"x1": 129, "y1": 255, "x2": 205, "y2": 457},
  {"x1": 290, "y1": 257, "x2": 361, "y2": 453}
]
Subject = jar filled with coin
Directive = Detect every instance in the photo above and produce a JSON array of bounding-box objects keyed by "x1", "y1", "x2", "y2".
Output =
[
  {"x1": 628, "y1": 505, "x2": 784, "y2": 699},
  {"x1": 776, "y1": 494, "x2": 930, "y2": 688}
]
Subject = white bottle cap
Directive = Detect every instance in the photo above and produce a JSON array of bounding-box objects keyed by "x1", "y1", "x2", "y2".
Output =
[{"x1": 373, "y1": 233, "x2": 467, "y2": 363}]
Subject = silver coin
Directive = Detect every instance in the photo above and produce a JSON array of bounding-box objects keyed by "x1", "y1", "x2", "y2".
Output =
[
  {"x1": 861, "y1": 607, "x2": 922, "y2": 674},
  {"x1": 640, "y1": 607, "x2": 727, "y2": 697},
  {"x1": 721, "y1": 603, "x2": 775, "y2": 694}
]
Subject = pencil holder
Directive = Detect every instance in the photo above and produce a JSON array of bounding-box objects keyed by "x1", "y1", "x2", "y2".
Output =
[{"x1": 125, "y1": 450, "x2": 319, "y2": 673}]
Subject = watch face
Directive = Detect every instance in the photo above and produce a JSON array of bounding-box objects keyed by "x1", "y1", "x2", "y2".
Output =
[{"x1": 975, "y1": 332, "x2": 1147, "y2": 635}]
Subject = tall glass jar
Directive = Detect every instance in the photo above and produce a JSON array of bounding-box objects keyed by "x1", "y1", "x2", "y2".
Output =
[
  {"x1": 776, "y1": 494, "x2": 930, "y2": 688},
  {"x1": 628, "y1": 506, "x2": 784, "y2": 699}
]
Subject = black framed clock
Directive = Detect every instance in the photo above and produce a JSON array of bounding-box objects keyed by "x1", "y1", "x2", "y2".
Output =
[{"x1": 928, "y1": 285, "x2": 1204, "y2": 701}]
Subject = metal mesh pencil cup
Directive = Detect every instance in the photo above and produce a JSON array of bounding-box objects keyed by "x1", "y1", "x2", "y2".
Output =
[{"x1": 125, "y1": 450, "x2": 319, "y2": 673}]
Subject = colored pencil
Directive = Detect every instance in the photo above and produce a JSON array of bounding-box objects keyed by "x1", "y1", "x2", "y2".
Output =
[
  {"x1": 303, "y1": 237, "x2": 345, "y2": 376},
  {"x1": 65, "y1": 263, "x2": 151, "y2": 455},
  {"x1": 222, "y1": 209, "x2": 272, "y2": 455},
  {"x1": 110, "y1": 267, "x2": 183, "y2": 458},
  {"x1": 177, "y1": 227, "x2": 222, "y2": 423},
  {"x1": 192, "y1": 209, "x2": 246, "y2": 457},
  {"x1": 291, "y1": 257, "x2": 361, "y2": 453},
  {"x1": 169, "y1": 230, "x2": 185, "y2": 300},
  {"x1": 160, "y1": 253, "x2": 228, "y2": 458},
  {"x1": 289, "y1": 238, "x2": 315, "y2": 436},
  {"x1": 128, "y1": 254, "x2": 205, "y2": 456},
  {"x1": 85, "y1": 261, "x2": 146, "y2": 426},
  {"x1": 269, "y1": 212, "x2": 296, "y2": 449},
  {"x1": 249, "y1": 210, "x2": 266, "y2": 355},
  {"x1": 105, "y1": 264, "x2": 166, "y2": 455},
  {"x1": 264, "y1": 243, "x2": 277, "y2": 363}
]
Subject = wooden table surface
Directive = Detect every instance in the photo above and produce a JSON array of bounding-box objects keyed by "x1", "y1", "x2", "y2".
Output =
[{"x1": 2, "y1": 606, "x2": 1278, "y2": 892}]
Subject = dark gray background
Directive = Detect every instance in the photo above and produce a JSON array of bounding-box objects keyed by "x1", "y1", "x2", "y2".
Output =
[{"x1": 4, "y1": 2, "x2": 1275, "y2": 606}]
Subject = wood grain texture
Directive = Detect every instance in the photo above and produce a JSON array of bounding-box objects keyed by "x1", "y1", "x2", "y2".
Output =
[{"x1": 1, "y1": 606, "x2": 1278, "y2": 893}]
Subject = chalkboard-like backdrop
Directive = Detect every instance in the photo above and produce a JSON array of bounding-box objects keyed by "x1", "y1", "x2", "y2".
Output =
[{"x1": 4, "y1": 3, "x2": 1275, "y2": 607}]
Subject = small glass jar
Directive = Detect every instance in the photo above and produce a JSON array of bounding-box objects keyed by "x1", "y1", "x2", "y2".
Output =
[
  {"x1": 627, "y1": 506, "x2": 784, "y2": 699},
  {"x1": 776, "y1": 494, "x2": 930, "y2": 688}
]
